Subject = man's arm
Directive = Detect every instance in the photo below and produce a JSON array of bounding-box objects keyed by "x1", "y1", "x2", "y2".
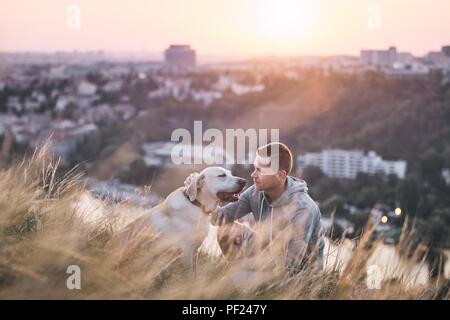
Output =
[
  {"x1": 285, "y1": 208, "x2": 315, "y2": 270},
  {"x1": 210, "y1": 187, "x2": 253, "y2": 226}
]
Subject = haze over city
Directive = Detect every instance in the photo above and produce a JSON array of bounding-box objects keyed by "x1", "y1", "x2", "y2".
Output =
[{"x1": 1, "y1": 0, "x2": 450, "y2": 58}]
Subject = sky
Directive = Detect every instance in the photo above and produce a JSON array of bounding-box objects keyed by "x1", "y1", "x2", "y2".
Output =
[{"x1": 1, "y1": 0, "x2": 450, "y2": 58}]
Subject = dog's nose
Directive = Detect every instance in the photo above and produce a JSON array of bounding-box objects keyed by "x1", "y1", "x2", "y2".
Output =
[{"x1": 238, "y1": 178, "x2": 247, "y2": 187}]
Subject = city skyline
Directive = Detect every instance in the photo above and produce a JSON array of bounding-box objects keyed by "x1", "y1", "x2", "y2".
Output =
[{"x1": 1, "y1": 0, "x2": 450, "y2": 57}]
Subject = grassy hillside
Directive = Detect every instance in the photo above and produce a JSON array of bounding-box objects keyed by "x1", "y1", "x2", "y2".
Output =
[{"x1": 0, "y1": 147, "x2": 448, "y2": 299}]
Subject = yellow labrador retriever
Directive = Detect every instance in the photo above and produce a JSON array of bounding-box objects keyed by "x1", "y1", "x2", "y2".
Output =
[
  {"x1": 116, "y1": 167, "x2": 246, "y2": 272},
  {"x1": 217, "y1": 221, "x2": 258, "y2": 261}
]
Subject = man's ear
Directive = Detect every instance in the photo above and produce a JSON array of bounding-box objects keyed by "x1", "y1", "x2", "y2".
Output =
[
  {"x1": 184, "y1": 172, "x2": 205, "y2": 201},
  {"x1": 277, "y1": 170, "x2": 287, "y2": 179}
]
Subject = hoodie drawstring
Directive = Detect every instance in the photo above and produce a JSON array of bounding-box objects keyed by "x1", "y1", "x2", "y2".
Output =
[
  {"x1": 259, "y1": 196, "x2": 274, "y2": 244},
  {"x1": 270, "y1": 207, "x2": 274, "y2": 243},
  {"x1": 259, "y1": 197, "x2": 264, "y2": 222}
]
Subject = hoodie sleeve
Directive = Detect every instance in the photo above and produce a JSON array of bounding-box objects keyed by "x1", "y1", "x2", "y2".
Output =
[
  {"x1": 285, "y1": 206, "x2": 316, "y2": 270},
  {"x1": 210, "y1": 187, "x2": 253, "y2": 226}
]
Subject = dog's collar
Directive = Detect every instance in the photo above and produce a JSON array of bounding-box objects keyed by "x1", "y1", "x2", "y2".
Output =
[{"x1": 183, "y1": 188, "x2": 216, "y2": 215}]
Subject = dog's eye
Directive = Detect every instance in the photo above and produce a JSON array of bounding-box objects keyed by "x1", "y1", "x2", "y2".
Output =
[
  {"x1": 234, "y1": 236, "x2": 242, "y2": 246},
  {"x1": 218, "y1": 174, "x2": 226, "y2": 178}
]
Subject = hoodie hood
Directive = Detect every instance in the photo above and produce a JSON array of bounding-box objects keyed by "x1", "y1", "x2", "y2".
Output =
[{"x1": 258, "y1": 176, "x2": 309, "y2": 243}]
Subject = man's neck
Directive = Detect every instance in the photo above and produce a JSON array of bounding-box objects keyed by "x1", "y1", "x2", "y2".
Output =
[{"x1": 264, "y1": 179, "x2": 288, "y2": 204}]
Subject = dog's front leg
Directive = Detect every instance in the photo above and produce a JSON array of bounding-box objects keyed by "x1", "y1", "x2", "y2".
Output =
[{"x1": 180, "y1": 249, "x2": 197, "y2": 277}]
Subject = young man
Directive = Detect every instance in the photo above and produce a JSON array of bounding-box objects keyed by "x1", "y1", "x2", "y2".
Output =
[{"x1": 210, "y1": 142, "x2": 325, "y2": 272}]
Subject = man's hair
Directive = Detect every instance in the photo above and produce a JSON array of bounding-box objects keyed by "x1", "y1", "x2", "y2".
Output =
[{"x1": 256, "y1": 142, "x2": 293, "y2": 175}]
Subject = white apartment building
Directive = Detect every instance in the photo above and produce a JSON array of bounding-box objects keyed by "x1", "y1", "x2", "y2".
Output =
[
  {"x1": 360, "y1": 47, "x2": 397, "y2": 66},
  {"x1": 77, "y1": 81, "x2": 97, "y2": 96},
  {"x1": 442, "y1": 169, "x2": 450, "y2": 186},
  {"x1": 297, "y1": 149, "x2": 407, "y2": 179},
  {"x1": 141, "y1": 142, "x2": 234, "y2": 169}
]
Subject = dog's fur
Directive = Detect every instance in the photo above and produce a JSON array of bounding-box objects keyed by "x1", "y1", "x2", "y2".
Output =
[
  {"x1": 217, "y1": 221, "x2": 258, "y2": 261},
  {"x1": 116, "y1": 167, "x2": 246, "y2": 272}
]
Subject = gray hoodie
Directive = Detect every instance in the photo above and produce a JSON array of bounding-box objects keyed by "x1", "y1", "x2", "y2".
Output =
[{"x1": 212, "y1": 176, "x2": 325, "y2": 271}]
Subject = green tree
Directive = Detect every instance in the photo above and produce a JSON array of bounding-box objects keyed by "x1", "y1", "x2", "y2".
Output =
[
  {"x1": 321, "y1": 195, "x2": 347, "y2": 217},
  {"x1": 397, "y1": 175, "x2": 420, "y2": 220}
]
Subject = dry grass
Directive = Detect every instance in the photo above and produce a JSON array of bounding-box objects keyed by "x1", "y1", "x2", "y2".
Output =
[{"x1": 0, "y1": 147, "x2": 448, "y2": 300}]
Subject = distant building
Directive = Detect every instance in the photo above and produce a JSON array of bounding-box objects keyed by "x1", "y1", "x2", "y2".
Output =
[
  {"x1": 163, "y1": 78, "x2": 191, "y2": 101},
  {"x1": 113, "y1": 104, "x2": 137, "y2": 121},
  {"x1": 191, "y1": 90, "x2": 222, "y2": 106},
  {"x1": 230, "y1": 83, "x2": 265, "y2": 96},
  {"x1": 360, "y1": 46, "x2": 397, "y2": 66},
  {"x1": 424, "y1": 50, "x2": 450, "y2": 68},
  {"x1": 102, "y1": 80, "x2": 123, "y2": 93},
  {"x1": 141, "y1": 141, "x2": 233, "y2": 169},
  {"x1": 442, "y1": 169, "x2": 450, "y2": 186},
  {"x1": 77, "y1": 81, "x2": 97, "y2": 96},
  {"x1": 87, "y1": 178, "x2": 160, "y2": 209},
  {"x1": 212, "y1": 75, "x2": 234, "y2": 91},
  {"x1": 47, "y1": 66, "x2": 67, "y2": 79},
  {"x1": 442, "y1": 46, "x2": 450, "y2": 57},
  {"x1": 386, "y1": 62, "x2": 429, "y2": 77},
  {"x1": 29, "y1": 122, "x2": 97, "y2": 164},
  {"x1": 297, "y1": 149, "x2": 407, "y2": 179},
  {"x1": 83, "y1": 104, "x2": 117, "y2": 125},
  {"x1": 396, "y1": 52, "x2": 415, "y2": 64},
  {"x1": 164, "y1": 45, "x2": 196, "y2": 69}
]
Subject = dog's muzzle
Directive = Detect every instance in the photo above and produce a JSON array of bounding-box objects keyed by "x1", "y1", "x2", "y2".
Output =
[{"x1": 217, "y1": 178, "x2": 246, "y2": 202}]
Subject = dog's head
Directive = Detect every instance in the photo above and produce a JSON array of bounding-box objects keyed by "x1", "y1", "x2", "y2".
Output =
[
  {"x1": 184, "y1": 167, "x2": 246, "y2": 212},
  {"x1": 217, "y1": 221, "x2": 257, "y2": 261}
]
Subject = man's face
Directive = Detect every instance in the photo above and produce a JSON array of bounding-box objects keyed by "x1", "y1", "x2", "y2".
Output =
[{"x1": 250, "y1": 155, "x2": 284, "y2": 191}]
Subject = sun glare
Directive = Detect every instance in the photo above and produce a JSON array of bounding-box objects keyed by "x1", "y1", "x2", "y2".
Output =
[{"x1": 255, "y1": 0, "x2": 317, "y2": 43}]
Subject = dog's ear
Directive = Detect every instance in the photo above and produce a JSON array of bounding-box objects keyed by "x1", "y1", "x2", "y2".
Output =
[
  {"x1": 184, "y1": 172, "x2": 205, "y2": 201},
  {"x1": 218, "y1": 234, "x2": 231, "y2": 256}
]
